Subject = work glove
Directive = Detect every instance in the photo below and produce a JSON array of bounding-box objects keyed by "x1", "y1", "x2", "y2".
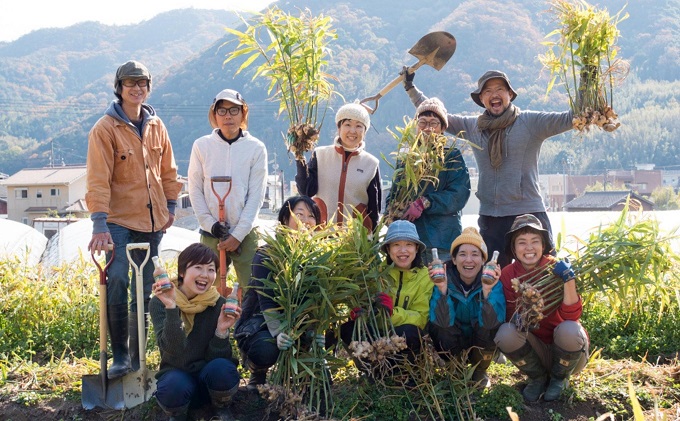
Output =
[
  {"x1": 402, "y1": 197, "x2": 426, "y2": 222},
  {"x1": 276, "y1": 332, "x2": 294, "y2": 350},
  {"x1": 401, "y1": 65, "x2": 415, "y2": 91},
  {"x1": 303, "y1": 330, "x2": 326, "y2": 348},
  {"x1": 552, "y1": 259, "x2": 575, "y2": 283},
  {"x1": 211, "y1": 221, "x2": 229, "y2": 240},
  {"x1": 349, "y1": 307, "x2": 365, "y2": 321},
  {"x1": 375, "y1": 292, "x2": 394, "y2": 316}
]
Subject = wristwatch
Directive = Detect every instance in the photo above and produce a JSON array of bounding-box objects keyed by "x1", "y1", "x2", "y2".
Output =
[{"x1": 421, "y1": 196, "x2": 431, "y2": 209}]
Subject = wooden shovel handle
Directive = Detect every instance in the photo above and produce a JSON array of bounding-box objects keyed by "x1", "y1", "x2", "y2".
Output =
[{"x1": 360, "y1": 62, "x2": 426, "y2": 114}]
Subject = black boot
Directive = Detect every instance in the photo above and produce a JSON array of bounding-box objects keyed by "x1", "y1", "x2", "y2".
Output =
[
  {"x1": 209, "y1": 384, "x2": 238, "y2": 421},
  {"x1": 157, "y1": 401, "x2": 189, "y2": 421},
  {"x1": 544, "y1": 344, "x2": 583, "y2": 401},
  {"x1": 128, "y1": 312, "x2": 149, "y2": 371},
  {"x1": 107, "y1": 304, "x2": 131, "y2": 379},
  {"x1": 469, "y1": 348, "x2": 495, "y2": 388},
  {"x1": 505, "y1": 342, "x2": 548, "y2": 402},
  {"x1": 245, "y1": 360, "x2": 268, "y2": 391}
]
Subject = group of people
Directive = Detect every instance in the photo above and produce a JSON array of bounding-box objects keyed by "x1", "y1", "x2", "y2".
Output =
[{"x1": 85, "y1": 59, "x2": 588, "y2": 420}]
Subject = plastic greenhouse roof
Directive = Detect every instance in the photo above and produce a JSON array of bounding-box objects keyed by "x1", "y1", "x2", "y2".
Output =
[{"x1": 0, "y1": 218, "x2": 48, "y2": 266}]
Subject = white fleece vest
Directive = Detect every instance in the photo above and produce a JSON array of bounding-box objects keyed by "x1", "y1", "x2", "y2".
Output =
[{"x1": 315, "y1": 141, "x2": 379, "y2": 225}]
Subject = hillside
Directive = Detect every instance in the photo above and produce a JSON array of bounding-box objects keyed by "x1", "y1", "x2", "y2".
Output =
[{"x1": 1, "y1": 0, "x2": 679, "y2": 179}]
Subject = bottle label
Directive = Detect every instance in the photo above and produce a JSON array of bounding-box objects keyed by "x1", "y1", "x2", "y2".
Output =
[
  {"x1": 431, "y1": 262, "x2": 446, "y2": 281},
  {"x1": 223, "y1": 296, "x2": 239, "y2": 314},
  {"x1": 481, "y1": 263, "x2": 496, "y2": 285},
  {"x1": 154, "y1": 272, "x2": 172, "y2": 288}
]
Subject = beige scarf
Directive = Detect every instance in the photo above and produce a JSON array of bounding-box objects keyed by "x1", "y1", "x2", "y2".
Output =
[
  {"x1": 477, "y1": 104, "x2": 520, "y2": 169},
  {"x1": 174, "y1": 282, "x2": 220, "y2": 335}
]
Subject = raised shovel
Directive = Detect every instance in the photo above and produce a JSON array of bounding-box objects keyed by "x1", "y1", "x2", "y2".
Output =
[
  {"x1": 360, "y1": 31, "x2": 456, "y2": 114},
  {"x1": 81, "y1": 242, "x2": 157, "y2": 409}
]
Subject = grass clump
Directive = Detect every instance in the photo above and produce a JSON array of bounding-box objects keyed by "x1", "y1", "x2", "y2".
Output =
[{"x1": 475, "y1": 384, "x2": 524, "y2": 420}]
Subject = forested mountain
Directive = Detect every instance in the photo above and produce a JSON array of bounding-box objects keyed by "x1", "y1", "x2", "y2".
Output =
[{"x1": 1, "y1": 0, "x2": 679, "y2": 179}]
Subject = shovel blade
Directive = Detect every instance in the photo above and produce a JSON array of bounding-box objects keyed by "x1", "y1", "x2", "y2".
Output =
[
  {"x1": 81, "y1": 370, "x2": 157, "y2": 410},
  {"x1": 81, "y1": 374, "x2": 126, "y2": 410},
  {"x1": 408, "y1": 31, "x2": 456, "y2": 70}
]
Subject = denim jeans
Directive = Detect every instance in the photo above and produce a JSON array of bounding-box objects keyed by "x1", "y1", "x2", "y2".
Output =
[
  {"x1": 106, "y1": 223, "x2": 163, "y2": 312},
  {"x1": 237, "y1": 328, "x2": 279, "y2": 368},
  {"x1": 155, "y1": 358, "x2": 240, "y2": 408}
]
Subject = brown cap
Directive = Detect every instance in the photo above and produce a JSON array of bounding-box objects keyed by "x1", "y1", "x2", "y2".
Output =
[{"x1": 114, "y1": 60, "x2": 151, "y2": 91}]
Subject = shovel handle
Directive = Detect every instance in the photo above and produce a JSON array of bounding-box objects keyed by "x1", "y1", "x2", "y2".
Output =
[
  {"x1": 210, "y1": 176, "x2": 233, "y2": 297},
  {"x1": 360, "y1": 62, "x2": 425, "y2": 115},
  {"x1": 126, "y1": 243, "x2": 151, "y2": 377}
]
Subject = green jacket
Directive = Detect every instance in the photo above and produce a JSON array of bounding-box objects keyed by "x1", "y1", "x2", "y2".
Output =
[{"x1": 386, "y1": 265, "x2": 433, "y2": 330}]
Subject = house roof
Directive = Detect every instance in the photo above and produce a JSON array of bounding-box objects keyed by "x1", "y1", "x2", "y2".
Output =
[
  {"x1": 565, "y1": 190, "x2": 655, "y2": 210},
  {"x1": 0, "y1": 166, "x2": 87, "y2": 186}
]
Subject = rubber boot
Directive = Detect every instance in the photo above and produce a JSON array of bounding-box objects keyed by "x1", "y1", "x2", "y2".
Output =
[
  {"x1": 245, "y1": 360, "x2": 268, "y2": 392},
  {"x1": 544, "y1": 344, "x2": 582, "y2": 401},
  {"x1": 505, "y1": 342, "x2": 548, "y2": 402},
  {"x1": 209, "y1": 384, "x2": 238, "y2": 421},
  {"x1": 469, "y1": 348, "x2": 494, "y2": 388},
  {"x1": 107, "y1": 304, "x2": 131, "y2": 379},
  {"x1": 157, "y1": 401, "x2": 189, "y2": 421},
  {"x1": 129, "y1": 312, "x2": 149, "y2": 371}
]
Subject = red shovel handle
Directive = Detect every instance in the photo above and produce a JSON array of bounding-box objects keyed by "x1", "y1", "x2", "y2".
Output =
[{"x1": 91, "y1": 245, "x2": 115, "y2": 285}]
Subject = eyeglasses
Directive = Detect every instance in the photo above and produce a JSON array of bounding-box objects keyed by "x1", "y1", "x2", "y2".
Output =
[
  {"x1": 417, "y1": 119, "x2": 441, "y2": 129},
  {"x1": 121, "y1": 79, "x2": 149, "y2": 88},
  {"x1": 216, "y1": 106, "x2": 241, "y2": 116}
]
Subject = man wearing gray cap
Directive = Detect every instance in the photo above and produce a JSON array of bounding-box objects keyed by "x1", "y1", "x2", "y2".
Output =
[
  {"x1": 404, "y1": 69, "x2": 572, "y2": 267},
  {"x1": 86, "y1": 60, "x2": 181, "y2": 379}
]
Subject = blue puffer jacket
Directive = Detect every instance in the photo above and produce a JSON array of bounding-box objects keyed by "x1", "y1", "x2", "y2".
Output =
[{"x1": 428, "y1": 266, "x2": 505, "y2": 350}]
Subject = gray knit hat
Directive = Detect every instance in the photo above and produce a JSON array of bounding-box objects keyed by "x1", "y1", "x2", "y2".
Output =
[
  {"x1": 114, "y1": 60, "x2": 151, "y2": 91},
  {"x1": 381, "y1": 220, "x2": 426, "y2": 254},
  {"x1": 470, "y1": 70, "x2": 517, "y2": 107},
  {"x1": 416, "y1": 97, "x2": 448, "y2": 129},
  {"x1": 335, "y1": 102, "x2": 370, "y2": 132}
]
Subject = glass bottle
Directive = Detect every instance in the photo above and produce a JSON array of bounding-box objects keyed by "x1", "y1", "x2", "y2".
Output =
[
  {"x1": 223, "y1": 282, "x2": 240, "y2": 314},
  {"x1": 152, "y1": 256, "x2": 172, "y2": 290},
  {"x1": 430, "y1": 248, "x2": 446, "y2": 282},
  {"x1": 481, "y1": 250, "x2": 500, "y2": 285}
]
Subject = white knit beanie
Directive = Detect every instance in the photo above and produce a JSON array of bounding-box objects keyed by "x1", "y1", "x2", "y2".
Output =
[
  {"x1": 335, "y1": 102, "x2": 370, "y2": 132},
  {"x1": 416, "y1": 97, "x2": 448, "y2": 129}
]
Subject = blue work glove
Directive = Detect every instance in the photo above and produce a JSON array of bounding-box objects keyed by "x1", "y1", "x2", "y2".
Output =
[
  {"x1": 276, "y1": 333, "x2": 294, "y2": 350},
  {"x1": 211, "y1": 222, "x2": 229, "y2": 240},
  {"x1": 553, "y1": 259, "x2": 575, "y2": 283}
]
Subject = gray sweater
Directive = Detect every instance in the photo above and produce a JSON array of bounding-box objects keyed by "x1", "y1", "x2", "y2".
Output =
[{"x1": 408, "y1": 87, "x2": 572, "y2": 217}]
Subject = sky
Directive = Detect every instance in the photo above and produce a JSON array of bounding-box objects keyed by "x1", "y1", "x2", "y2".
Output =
[{"x1": 0, "y1": 0, "x2": 275, "y2": 43}]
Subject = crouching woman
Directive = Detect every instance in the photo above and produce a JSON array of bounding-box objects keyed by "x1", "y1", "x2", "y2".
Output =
[
  {"x1": 428, "y1": 227, "x2": 505, "y2": 387},
  {"x1": 494, "y1": 214, "x2": 589, "y2": 402},
  {"x1": 150, "y1": 243, "x2": 241, "y2": 420}
]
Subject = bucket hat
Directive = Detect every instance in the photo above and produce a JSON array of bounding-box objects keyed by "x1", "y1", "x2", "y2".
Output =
[
  {"x1": 470, "y1": 70, "x2": 517, "y2": 108},
  {"x1": 504, "y1": 214, "x2": 552, "y2": 259},
  {"x1": 381, "y1": 220, "x2": 426, "y2": 254}
]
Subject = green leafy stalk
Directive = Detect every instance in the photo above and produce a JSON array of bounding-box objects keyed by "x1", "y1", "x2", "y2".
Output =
[
  {"x1": 539, "y1": 0, "x2": 629, "y2": 133},
  {"x1": 383, "y1": 118, "x2": 454, "y2": 224},
  {"x1": 223, "y1": 7, "x2": 339, "y2": 160}
]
